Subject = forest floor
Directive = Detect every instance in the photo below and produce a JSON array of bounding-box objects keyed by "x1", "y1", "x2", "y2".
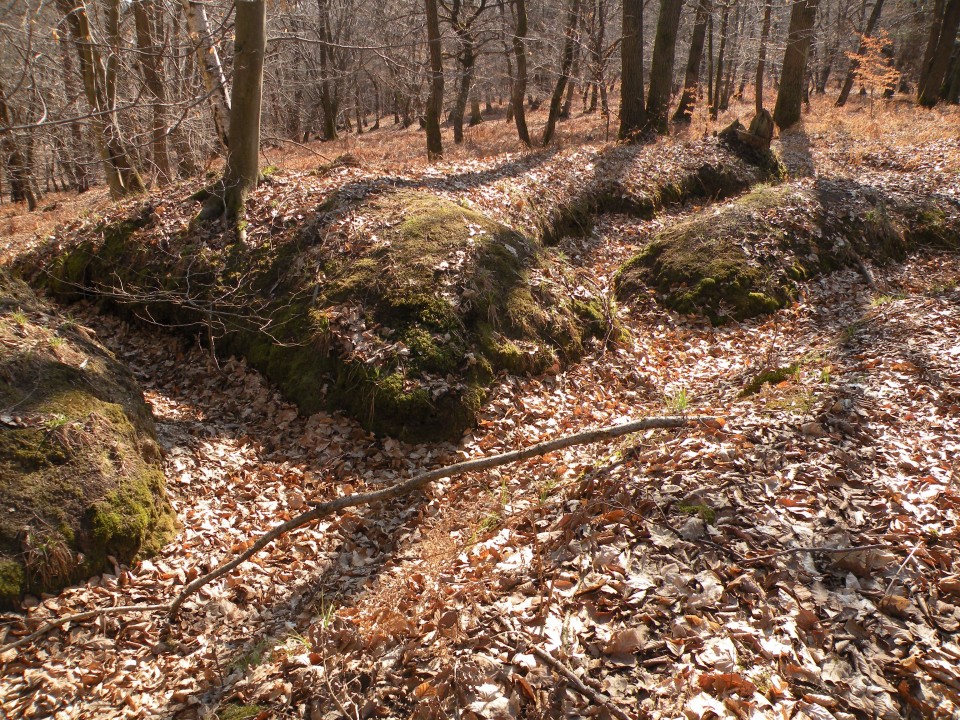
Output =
[{"x1": 2, "y1": 97, "x2": 960, "y2": 720}]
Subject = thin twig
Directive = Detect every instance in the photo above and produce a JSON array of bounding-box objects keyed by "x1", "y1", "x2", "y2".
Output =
[
  {"x1": 0, "y1": 604, "x2": 166, "y2": 655},
  {"x1": 493, "y1": 617, "x2": 636, "y2": 720},
  {"x1": 168, "y1": 415, "x2": 710, "y2": 620},
  {"x1": 741, "y1": 543, "x2": 893, "y2": 566}
]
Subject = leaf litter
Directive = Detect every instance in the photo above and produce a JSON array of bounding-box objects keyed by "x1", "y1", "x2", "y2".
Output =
[{"x1": 1, "y1": 131, "x2": 959, "y2": 719}]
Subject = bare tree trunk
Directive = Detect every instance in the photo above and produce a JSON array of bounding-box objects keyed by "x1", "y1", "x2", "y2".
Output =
[
  {"x1": 673, "y1": 0, "x2": 711, "y2": 122},
  {"x1": 450, "y1": 2, "x2": 479, "y2": 144},
  {"x1": 56, "y1": 33, "x2": 91, "y2": 192},
  {"x1": 220, "y1": 0, "x2": 266, "y2": 235},
  {"x1": 542, "y1": 0, "x2": 582, "y2": 145},
  {"x1": 425, "y1": 0, "x2": 445, "y2": 159},
  {"x1": 182, "y1": 0, "x2": 231, "y2": 149},
  {"x1": 0, "y1": 82, "x2": 42, "y2": 210},
  {"x1": 836, "y1": 0, "x2": 885, "y2": 106},
  {"x1": 919, "y1": 0, "x2": 960, "y2": 105},
  {"x1": 646, "y1": 0, "x2": 685, "y2": 133},
  {"x1": 511, "y1": 0, "x2": 532, "y2": 146},
  {"x1": 57, "y1": 0, "x2": 145, "y2": 198},
  {"x1": 710, "y1": 1, "x2": 730, "y2": 119},
  {"x1": 619, "y1": 0, "x2": 646, "y2": 139},
  {"x1": 133, "y1": 0, "x2": 173, "y2": 183},
  {"x1": 773, "y1": 0, "x2": 821, "y2": 129},
  {"x1": 316, "y1": 0, "x2": 339, "y2": 140},
  {"x1": 755, "y1": 0, "x2": 773, "y2": 112}
]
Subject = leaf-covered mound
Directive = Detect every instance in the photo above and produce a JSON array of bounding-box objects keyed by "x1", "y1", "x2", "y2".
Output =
[
  {"x1": 530, "y1": 139, "x2": 786, "y2": 243},
  {"x1": 614, "y1": 179, "x2": 960, "y2": 323},
  {"x1": 0, "y1": 271, "x2": 175, "y2": 607},
  {"x1": 26, "y1": 189, "x2": 609, "y2": 442}
]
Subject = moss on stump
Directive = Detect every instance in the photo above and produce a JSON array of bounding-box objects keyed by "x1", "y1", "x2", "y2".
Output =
[{"x1": 0, "y1": 270, "x2": 175, "y2": 607}]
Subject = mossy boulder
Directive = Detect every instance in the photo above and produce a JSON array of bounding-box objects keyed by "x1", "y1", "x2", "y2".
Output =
[
  {"x1": 0, "y1": 270, "x2": 175, "y2": 607},
  {"x1": 26, "y1": 189, "x2": 610, "y2": 442},
  {"x1": 615, "y1": 179, "x2": 960, "y2": 323}
]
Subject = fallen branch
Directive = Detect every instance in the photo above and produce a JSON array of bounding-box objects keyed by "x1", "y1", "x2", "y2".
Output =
[
  {"x1": 168, "y1": 414, "x2": 712, "y2": 620},
  {"x1": 0, "y1": 604, "x2": 166, "y2": 655},
  {"x1": 492, "y1": 617, "x2": 636, "y2": 720},
  {"x1": 741, "y1": 542, "x2": 893, "y2": 566}
]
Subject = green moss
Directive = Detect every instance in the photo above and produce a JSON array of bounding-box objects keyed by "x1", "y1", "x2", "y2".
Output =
[
  {"x1": 741, "y1": 363, "x2": 800, "y2": 397},
  {"x1": 218, "y1": 705, "x2": 266, "y2": 720},
  {"x1": 678, "y1": 503, "x2": 716, "y2": 524},
  {"x1": 0, "y1": 559, "x2": 25, "y2": 601},
  {"x1": 0, "y1": 272, "x2": 175, "y2": 606}
]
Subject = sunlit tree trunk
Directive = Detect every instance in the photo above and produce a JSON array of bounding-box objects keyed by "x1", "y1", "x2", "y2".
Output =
[
  {"x1": 133, "y1": 0, "x2": 173, "y2": 183},
  {"x1": 646, "y1": 0, "x2": 685, "y2": 133},
  {"x1": 512, "y1": 0, "x2": 532, "y2": 146},
  {"x1": 918, "y1": 0, "x2": 960, "y2": 105},
  {"x1": 425, "y1": 0, "x2": 445, "y2": 159},
  {"x1": 182, "y1": 0, "x2": 231, "y2": 149},
  {"x1": 674, "y1": 0, "x2": 711, "y2": 122},
  {"x1": 542, "y1": 0, "x2": 581, "y2": 145},
  {"x1": 221, "y1": 0, "x2": 266, "y2": 234},
  {"x1": 773, "y1": 0, "x2": 821, "y2": 129},
  {"x1": 317, "y1": 0, "x2": 339, "y2": 140},
  {"x1": 57, "y1": 0, "x2": 145, "y2": 198},
  {"x1": 755, "y1": 0, "x2": 773, "y2": 113},
  {"x1": 619, "y1": 0, "x2": 646, "y2": 139},
  {"x1": 0, "y1": 81, "x2": 42, "y2": 210}
]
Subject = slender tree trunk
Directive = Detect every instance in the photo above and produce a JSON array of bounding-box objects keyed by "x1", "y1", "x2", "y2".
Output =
[
  {"x1": 316, "y1": 0, "x2": 339, "y2": 139},
  {"x1": 0, "y1": 82, "x2": 42, "y2": 210},
  {"x1": 947, "y1": 46, "x2": 960, "y2": 102},
  {"x1": 619, "y1": 0, "x2": 646, "y2": 139},
  {"x1": 512, "y1": 0, "x2": 532, "y2": 146},
  {"x1": 425, "y1": 0, "x2": 445, "y2": 159},
  {"x1": 543, "y1": 0, "x2": 582, "y2": 145},
  {"x1": 918, "y1": 0, "x2": 960, "y2": 105},
  {"x1": 57, "y1": 0, "x2": 145, "y2": 197},
  {"x1": 710, "y1": 1, "x2": 730, "y2": 119},
  {"x1": 646, "y1": 0, "x2": 685, "y2": 133},
  {"x1": 133, "y1": 0, "x2": 173, "y2": 183},
  {"x1": 836, "y1": 0, "x2": 885, "y2": 106},
  {"x1": 220, "y1": 0, "x2": 265, "y2": 234},
  {"x1": 56, "y1": 33, "x2": 90, "y2": 192},
  {"x1": 182, "y1": 0, "x2": 231, "y2": 149},
  {"x1": 773, "y1": 0, "x2": 821, "y2": 129},
  {"x1": 755, "y1": 0, "x2": 773, "y2": 112},
  {"x1": 451, "y1": 24, "x2": 477, "y2": 144},
  {"x1": 673, "y1": 0, "x2": 711, "y2": 122},
  {"x1": 470, "y1": 92, "x2": 483, "y2": 124}
]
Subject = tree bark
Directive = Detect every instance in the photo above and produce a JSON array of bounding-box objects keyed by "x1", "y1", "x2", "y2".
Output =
[
  {"x1": 673, "y1": 0, "x2": 711, "y2": 122},
  {"x1": 710, "y1": 1, "x2": 730, "y2": 119},
  {"x1": 836, "y1": 0, "x2": 885, "y2": 106},
  {"x1": 425, "y1": 0, "x2": 445, "y2": 159},
  {"x1": 133, "y1": 0, "x2": 173, "y2": 183},
  {"x1": 918, "y1": 0, "x2": 960, "y2": 105},
  {"x1": 512, "y1": 0, "x2": 532, "y2": 146},
  {"x1": 773, "y1": 0, "x2": 821, "y2": 129},
  {"x1": 542, "y1": 0, "x2": 582, "y2": 145},
  {"x1": 0, "y1": 82, "x2": 42, "y2": 210},
  {"x1": 182, "y1": 0, "x2": 231, "y2": 149},
  {"x1": 646, "y1": 0, "x2": 685, "y2": 133},
  {"x1": 221, "y1": 0, "x2": 266, "y2": 234},
  {"x1": 619, "y1": 0, "x2": 646, "y2": 139},
  {"x1": 755, "y1": 0, "x2": 773, "y2": 112},
  {"x1": 316, "y1": 0, "x2": 339, "y2": 140},
  {"x1": 57, "y1": 0, "x2": 145, "y2": 198},
  {"x1": 56, "y1": 33, "x2": 90, "y2": 192}
]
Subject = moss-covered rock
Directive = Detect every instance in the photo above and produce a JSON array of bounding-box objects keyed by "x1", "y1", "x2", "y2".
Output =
[
  {"x1": 0, "y1": 270, "x2": 175, "y2": 607},
  {"x1": 615, "y1": 179, "x2": 960, "y2": 323},
  {"x1": 27, "y1": 190, "x2": 610, "y2": 442}
]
